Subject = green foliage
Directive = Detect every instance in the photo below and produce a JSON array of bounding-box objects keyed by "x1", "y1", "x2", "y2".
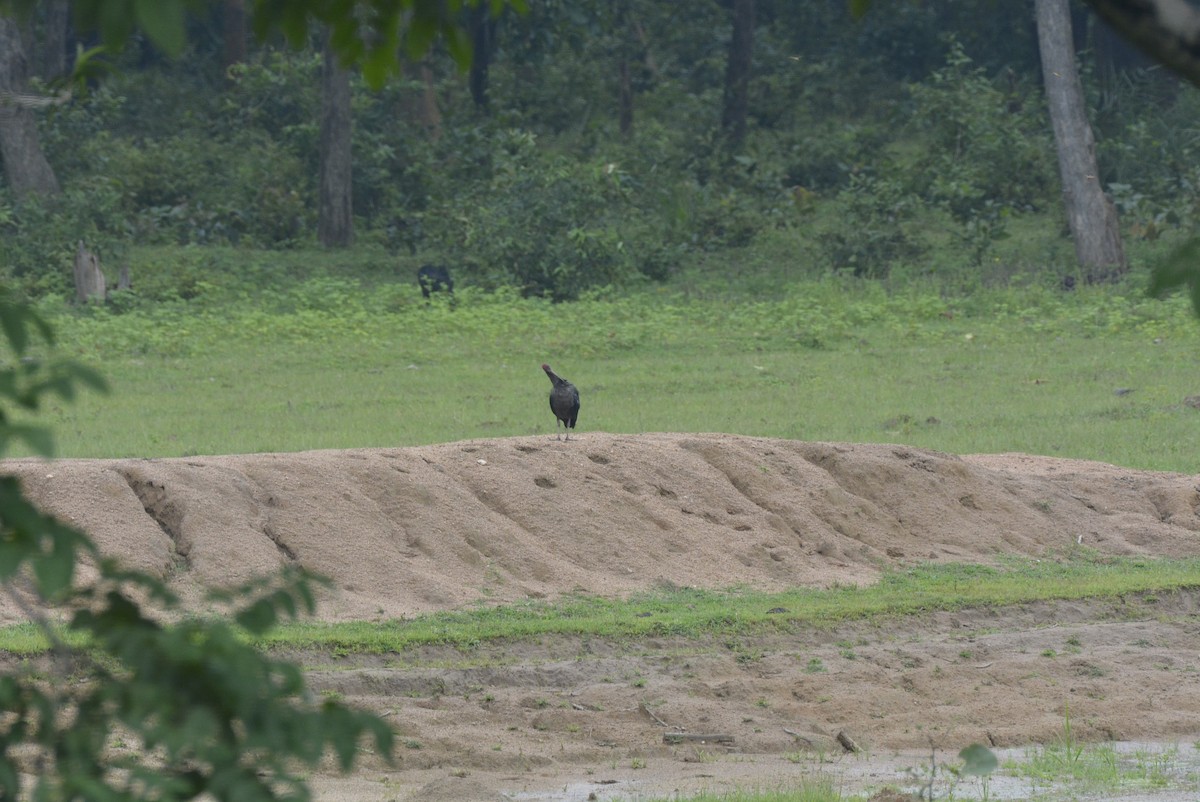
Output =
[
  {"x1": 904, "y1": 39, "x2": 1056, "y2": 219},
  {"x1": 959, "y1": 743, "x2": 1000, "y2": 776},
  {"x1": 0, "y1": 287, "x2": 107, "y2": 452},
  {"x1": 818, "y1": 174, "x2": 925, "y2": 277},
  {"x1": 1018, "y1": 730, "x2": 1181, "y2": 793},
  {"x1": 774, "y1": 122, "x2": 891, "y2": 193},
  {"x1": 906, "y1": 742, "x2": 999, "y2": 801},
  {"x1": 0, "y1": 177, "x2": 128, "y2": 298},
  {"x1": 2, "y1": 566, "x2": 394, "y2": 801},
  {"x1": 1147, "y1": 236, "x2": 1200, "y2": 313},
  {"x1": 439, "y1": 130, "x2": 659, "y2": 299},
  {"x1": 1, "y1": 0, "x2": 527, "y2": 87},
  {"x1": 222, "y1": 51, "x2": 321, "y2": 145},
  {"x1": 821, "y1": 38, "x2": 1050, "y2": 274},
  {"x1": 0, "y1": 292, "x2": 394, "y2": 799},
  {"x1": 1095, "y1": 72, "x2": 1200, "y2": 238}
]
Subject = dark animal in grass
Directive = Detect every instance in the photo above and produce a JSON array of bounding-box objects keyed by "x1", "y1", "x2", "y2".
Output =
[
  {"x1": 542, "y1": 363, "x2": 580, "y2": 440},
  {"x1": 417, "y1": 264, "x2": 453, "y2": 299}
]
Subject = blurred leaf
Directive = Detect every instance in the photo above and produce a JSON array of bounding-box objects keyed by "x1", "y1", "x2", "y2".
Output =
[
  {"x1": 0, "y1": 305, "x2": 29, "y2": 354},
  {"x1": 849, "y1": 0, "x2": 872, "y2": 20},
  {"x1": 362, "y1": 43, "x2": 398, "y2": 89},
  {"x1": 1148, "y1": 236, "x2": 1200, "y2": 317},
  {"x1": 235, "y1": 596, "x2": 279, "y2": 635},
  {"x1": 959, "y1": 743, "x2": 999, "y2": 776},
  {"x1": 32, "y1": 529, "x2": 77, "y2": 598},
  {"x1": 96, "y1": 0, "x2": 137, "y2": 51},
  {"x1": 133, "y1": 0, "x2": 186, "y2": 56},
  {"x1": 7, "y1": 423, "x2": 54, "y2": 457},
  {"x1": 65, "y1": 361, "x2": 111, "y2": 394},
  {"x1": 72, "y1": 44, "x2": 116, "y2": 84}
]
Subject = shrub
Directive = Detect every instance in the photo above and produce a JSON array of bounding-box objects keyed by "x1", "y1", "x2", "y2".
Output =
[
  {"x1": 818, "y1": 173, "x2": 926, "y2": 278},
  {"x1": 436, "y1": 130, "x2": 652, "y2": 300},
  {"x1": 903, "y1": 39, "x2": 1055, "y2": 219},
  {"x1": 0, "y1": 178, "x2": 129, "y2": 299}
]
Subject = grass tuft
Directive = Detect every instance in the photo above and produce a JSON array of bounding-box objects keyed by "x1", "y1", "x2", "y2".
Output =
[{"x1": 200, "y1": 554, "x2": 1200, "y2": 655}]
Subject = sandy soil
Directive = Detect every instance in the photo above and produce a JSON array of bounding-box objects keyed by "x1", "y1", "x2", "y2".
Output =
[{"x1": 4, "y1": 433, "x2": 1200, "y2": 800}]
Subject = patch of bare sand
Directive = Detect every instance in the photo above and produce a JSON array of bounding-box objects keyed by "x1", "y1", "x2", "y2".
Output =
[{"x1": 3, "y1": 434, "x2": 1200, "y2": 800}]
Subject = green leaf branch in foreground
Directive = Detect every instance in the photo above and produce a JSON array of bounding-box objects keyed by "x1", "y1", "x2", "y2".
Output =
[
  {"x1": 0, "y1": 296, "x2": 393, "y2": 801},
  {"x1": 3, "y1": 0, "x2": 527, "y2": 87},
  {"x1": 1148, "y1": 235, "x2": 1200, "y2": 316},
  {"x1": 3, "y1": 570, "x2": 394, "y2": 801}
]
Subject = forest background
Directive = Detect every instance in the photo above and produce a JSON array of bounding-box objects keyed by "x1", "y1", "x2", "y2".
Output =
[{"x1": 3, "y1": 0, "x2": 1199, "y2": 306}]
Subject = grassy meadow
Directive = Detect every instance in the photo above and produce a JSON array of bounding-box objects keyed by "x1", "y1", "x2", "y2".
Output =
[{"x1": 10, "y1": 242, "x2": 1200, "y2": 472}]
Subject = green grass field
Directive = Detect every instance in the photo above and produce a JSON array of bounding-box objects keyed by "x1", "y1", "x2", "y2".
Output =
[{"x1": 18, "y1": 254, "x2": 1200, "y2": 472}]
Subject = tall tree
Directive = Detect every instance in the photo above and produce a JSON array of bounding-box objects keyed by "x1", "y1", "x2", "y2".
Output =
[
  {"x1": 721, "y1": 0, "x2": 754, "y2": 146},
  {"x1": 616, "y1": 0, "x2": 633, "y2": 138},
  {"x1": 1080, "y1": 0, "x2": 1200, "y2": 312},
  {"x1": 318, "y1": 30, "x2": 353, "y2": 247},
  {"x1": 1035, "y1": 0, "x2": 1126, "y2": 282},
  {"x1": 468, "y1": 3, "x2": 495, "y2": 112},
  {"x1": 37, "y1": 0, "x2": 69, "y2": 80},
  {"x1": 416, "y1": 61, "x2": 443, "y2": 136},
  {"x1": 0, "y1": 14, "x2": 60, "y2": 198},
  {"x1": 223, "y1": 0, "x2": 247, "y2": 72}
]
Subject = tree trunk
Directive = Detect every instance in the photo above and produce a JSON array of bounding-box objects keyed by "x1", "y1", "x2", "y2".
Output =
[
  {"x1": 468, "y1": 5, "x2": 494, "y2": 113},
  {"x1": 39, "y1": 0, "x2": 69, "y2": 81},
  {"x1": 721, "y1": 0, "x2": 754, "y2": 146},
  {"x1": 0, "y1": 16, "x2": 60, "y2": 198},
  {"x1": 616, "y1": 0, "x2": 633, "y2": 138},
  {"x1": 318, "y1": 32, "x2": 353, "y2": 248},
  {"x1": 223, "y1": 0, "x2": 247, "y2": 73},
  {"x1": 73, "y1": 241, "x2": 106, "y2": 304},
  {"x1": 419, "y1": 63, "x2": 442, "y2": 137},
  {"x1": 631, "y1": 16, "x2": 659, "y2": 81},
  {"x1": 618, "y1": 55, "x2": 633, "y2": 138},
  {"x1": 1036, "y1": 0, "x2": 1126, "y2": 282},
  {"x1": 397, "y1": 60, "x2": 443, "y2": 139}
]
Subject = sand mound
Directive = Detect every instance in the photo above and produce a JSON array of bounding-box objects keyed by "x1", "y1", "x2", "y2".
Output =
[{"x1": 3, "y1": 433, "x2": 1198, "y2": 623}]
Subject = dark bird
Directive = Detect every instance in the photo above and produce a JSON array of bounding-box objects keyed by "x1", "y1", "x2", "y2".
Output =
[
  {"x1": 542, "y1": 363, "x2": 580, "y2": 440},
  {"x1": 416, "y1": 264, "x2": 453, "y2": 299}
]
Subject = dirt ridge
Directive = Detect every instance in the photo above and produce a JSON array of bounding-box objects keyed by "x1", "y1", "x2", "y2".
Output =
[{"x1": 2, "y1": 433, "x2": 1198, "y2": 623}]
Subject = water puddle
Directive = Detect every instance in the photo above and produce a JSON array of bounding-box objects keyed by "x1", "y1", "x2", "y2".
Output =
[{"x1": 510, "y1": 738, "x2": 1200, "y2": 801}]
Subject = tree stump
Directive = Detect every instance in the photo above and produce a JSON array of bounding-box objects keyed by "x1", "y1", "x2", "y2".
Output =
[{"x1": 73, "y1": 240, "x2": 105, "y2": 304}]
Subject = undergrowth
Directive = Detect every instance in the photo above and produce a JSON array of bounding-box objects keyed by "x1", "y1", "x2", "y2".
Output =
[
  {"x1": 155, "y1": 557, "x2": 1200, "y2": 654},
  {"x1": 30, "y1": 246, "x2": 1199, "y2": 361},
  {"x1": 2, "y1": 554, "x2": 1194, "y2": 656},
  {"x1": 8, "y1": 244, "x2": 1199, "y2": 470}
]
